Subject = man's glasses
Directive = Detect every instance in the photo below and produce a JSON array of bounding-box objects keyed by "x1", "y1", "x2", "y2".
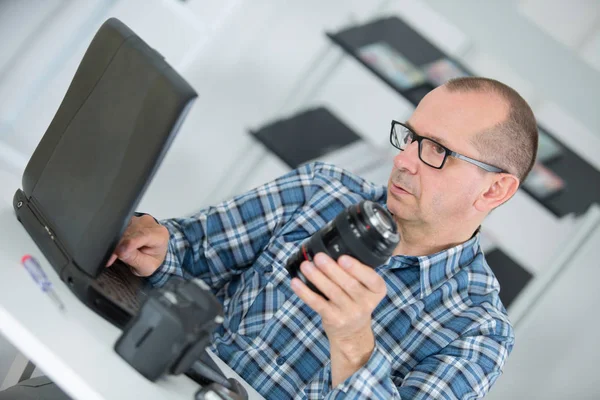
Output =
[{"x1": 389, "y1": 120, "x2": 505, "y2": 172}]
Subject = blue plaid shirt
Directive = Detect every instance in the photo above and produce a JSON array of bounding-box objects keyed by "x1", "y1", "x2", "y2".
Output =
[{"x1": 148, "y1": 162, "x2": 514, "y2": 399}]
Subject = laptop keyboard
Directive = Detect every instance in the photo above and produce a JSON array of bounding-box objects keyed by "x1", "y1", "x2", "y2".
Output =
[{"x1": 95, "y1": 261, "x2": 145, "y2": 315}]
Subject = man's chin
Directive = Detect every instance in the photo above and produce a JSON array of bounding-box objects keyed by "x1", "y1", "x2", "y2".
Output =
[
  {"x1": 386, "y1": 195, "x2": 404, "y2": 214},
  {"x1": 387, "y1": 193, "x2": 417, "y2": 219}
]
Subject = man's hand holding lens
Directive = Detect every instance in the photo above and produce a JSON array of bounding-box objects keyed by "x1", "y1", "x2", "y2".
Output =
[{"x1": 290, "y1": 252, "x2": 387, "y2": 387}]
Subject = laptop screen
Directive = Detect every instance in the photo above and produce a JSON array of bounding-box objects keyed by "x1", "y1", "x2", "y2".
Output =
[{"x1": 22, "y1": 19, "x2": 197, "y2": 277}]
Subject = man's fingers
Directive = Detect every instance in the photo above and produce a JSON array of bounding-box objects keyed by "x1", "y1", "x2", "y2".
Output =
[
  {"x1": 290, "y1": 277, "x2": 332, "y2": 316},
  {"x1": 117, "y1": 228, "x2": 163, "y2": 255},
  {"x1": 338, "y1": 255, "x2": 387, "y2": 295},
  {"x1": 114, "y1": 227, "x2": 166, "y2": 271},
  {"x1": 299, "y1": 261, "x2": 351, "y2": 306},
  {"x1": 313, "y1": 253, "x2": 366, "y2": 302},
  {"x1": 104, "y1": 214, "x2": 168, "y2": 276},
  {"x1": 118, "y1": 250, "x2": 159, "y2": 276},
  {"x1": 106, "y1": 253, "x2": 118, "y2": 267}
]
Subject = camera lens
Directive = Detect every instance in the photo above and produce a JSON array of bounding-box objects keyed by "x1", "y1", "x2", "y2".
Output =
[{"x1": 285, "y1": 200, "x2": 399, "y2": 297}]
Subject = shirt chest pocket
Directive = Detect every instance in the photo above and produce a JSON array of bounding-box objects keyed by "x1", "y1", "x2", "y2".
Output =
[{"x1": 232, "y1": 249, "x2": 292, "y2": 338}]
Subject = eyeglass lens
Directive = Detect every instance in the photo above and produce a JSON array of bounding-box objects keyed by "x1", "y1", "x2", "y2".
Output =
[{"x1": 392, "y1": 124, "x2": 446, "y2": 168}]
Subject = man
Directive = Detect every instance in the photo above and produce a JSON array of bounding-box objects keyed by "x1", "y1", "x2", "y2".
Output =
[{"x1": 108, "y1": 77, "x2": 538, "y2": 399}]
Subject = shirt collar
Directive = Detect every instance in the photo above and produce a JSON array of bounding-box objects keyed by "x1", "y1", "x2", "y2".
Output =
[
  {"x1": 378, "y1": 200, "x2": 482, "y2": 299},
  {"x1": 387, "y1": 232, "x2": 481, "y2": 299}
]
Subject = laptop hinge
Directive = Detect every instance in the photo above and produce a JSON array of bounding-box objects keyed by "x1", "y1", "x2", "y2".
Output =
[
  {"x1": 14, "y1": 188, "x2": 97, "y2": 302},
  {"x1": 13, "y1": 189, "x2": 77, "y2": 275}
]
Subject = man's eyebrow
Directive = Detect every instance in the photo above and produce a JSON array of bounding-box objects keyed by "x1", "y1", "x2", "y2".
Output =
[{"x1": 404, "y1": 121, "x2": 451, "y2": 147}]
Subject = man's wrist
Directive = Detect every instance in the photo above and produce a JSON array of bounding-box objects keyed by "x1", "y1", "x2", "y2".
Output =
[
  {"x1": 329, "y1": 328, "x2": 375, "y2": 387},
  {"x1": 329, "y1": 328, "x2": 375, "y2": 366}
]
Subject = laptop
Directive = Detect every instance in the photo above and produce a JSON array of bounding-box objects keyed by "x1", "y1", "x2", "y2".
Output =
[{"x1": 12, "y1": 17, "x2": 197, "y2": 328}]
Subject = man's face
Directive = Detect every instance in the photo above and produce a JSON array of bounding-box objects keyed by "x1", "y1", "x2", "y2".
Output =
[{"x1": 387, "y1": 86, "x2": 508, "y2": 228}]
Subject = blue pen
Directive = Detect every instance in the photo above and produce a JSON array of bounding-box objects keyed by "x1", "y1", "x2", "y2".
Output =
[{"x1": 22, "y1": 255, "x2": 65, "y2": 311}]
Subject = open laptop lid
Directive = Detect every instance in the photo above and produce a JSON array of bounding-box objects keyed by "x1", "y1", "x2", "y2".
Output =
[{"x1": 16, "y1": 18, "x2": 197, "y2": 278}]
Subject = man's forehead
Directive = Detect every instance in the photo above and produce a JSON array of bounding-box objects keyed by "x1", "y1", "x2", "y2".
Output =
[{"x1": 408, "y1": 88, "x2": 508, "y2": 145}]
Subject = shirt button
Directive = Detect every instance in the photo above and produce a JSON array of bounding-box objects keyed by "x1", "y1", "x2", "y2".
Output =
[
  {"x1": 276, "y1": 356, "x2": 285, "y2": 365},
  {"x1": 264, "y1": 265, "x2": 273, "y2": 273}
]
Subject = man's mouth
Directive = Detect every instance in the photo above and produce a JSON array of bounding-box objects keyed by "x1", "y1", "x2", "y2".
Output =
[{"x1": 391, "y1": 183, "x2": 411, "y2": 196}]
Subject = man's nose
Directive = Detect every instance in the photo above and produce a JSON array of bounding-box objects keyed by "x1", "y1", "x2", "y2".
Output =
[
  {"x1": 393, "y1": 141, "x2": 419, "y2": 174},
  {"x1": 394, "y1": 141, "x2": 421, "y2": 174}
]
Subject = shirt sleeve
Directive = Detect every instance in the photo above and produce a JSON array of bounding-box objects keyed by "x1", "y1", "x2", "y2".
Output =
[
  {"x1": 305, "y1": 332, "x2": 513, "y2": 399},
  {"x1": 145, "y1": 163, "x2": 320, "y2": 290},
  {"x1": 146, "y1": 161, "x2": 385, "y2": 293}
]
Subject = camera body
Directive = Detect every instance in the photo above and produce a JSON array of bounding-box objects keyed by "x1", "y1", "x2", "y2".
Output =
[
  {"x1": 285, "y1": 200, "x2": 400, "y2": 296},
  {"x1": 114, "y1": 278, "x2": 224, "y2": 381}
]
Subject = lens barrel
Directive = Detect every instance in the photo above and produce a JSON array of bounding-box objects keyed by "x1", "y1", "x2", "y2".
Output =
[{"x1": 285, "y1": 200, "x2": 399, "y2": 297}]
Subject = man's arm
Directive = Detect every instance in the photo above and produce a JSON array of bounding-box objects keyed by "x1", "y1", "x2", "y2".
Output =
[
  {"x1": 146, "y1": 161, "x2": 387, "y2": 291},
  {"x1": 396, "y1": 332, "x2": 512, "y2": 399},
  {"x1": 145, "y1": 163, "x2": 326, "y2": 290},
  {"x1": 303, "y1": 330, "x2": 513, "y2": 399},
  {"x1": 293, "y1": 253, "x2": 514, "y2": 399}
]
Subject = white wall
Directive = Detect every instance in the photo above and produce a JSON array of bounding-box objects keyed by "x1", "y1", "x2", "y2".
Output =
[
  {"x1": 0, "y1": 0, "x2": 114, "y2": 162},
  {"x1": 487, "y1": 207, "x2": 600, "y2": 400}
]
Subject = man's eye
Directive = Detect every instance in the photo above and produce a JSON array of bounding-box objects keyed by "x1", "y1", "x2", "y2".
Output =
[{"x1": 433, "y1": 144, "x2": 445, "y2": 154}]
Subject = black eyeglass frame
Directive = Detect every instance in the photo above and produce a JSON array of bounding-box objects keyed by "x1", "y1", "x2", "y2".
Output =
[{"x1": 389, "y1": 120, "x2": 506, "y2": 173}]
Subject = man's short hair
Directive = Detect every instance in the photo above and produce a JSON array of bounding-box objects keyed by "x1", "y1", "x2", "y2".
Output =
[{"x1": 444, "y1": 77, "x2": 538, "y2": 183}]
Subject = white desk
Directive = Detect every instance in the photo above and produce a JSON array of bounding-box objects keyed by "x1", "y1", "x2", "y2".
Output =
[{"x1": 0, "y1": 204, "x2": 263, "y2": 400}]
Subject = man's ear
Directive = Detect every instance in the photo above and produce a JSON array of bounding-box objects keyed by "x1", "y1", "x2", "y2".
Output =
[{"x1": 474, "y1": 173, "x2": 520, "y2": 212}]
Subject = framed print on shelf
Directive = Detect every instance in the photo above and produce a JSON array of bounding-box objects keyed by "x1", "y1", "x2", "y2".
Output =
[
  {"x1": 421, "y1": 58, "x2": 469, "y2": 87},
  {"x1": 522, "y1": 163, "x2": 566, "y2": 200},
  {"x1": 357, "y1": 42, "x2": 427, "y2": 90}
]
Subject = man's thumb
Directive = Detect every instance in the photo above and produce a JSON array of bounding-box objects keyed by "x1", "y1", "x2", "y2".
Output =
[{"x1": 119, "y1": 249, "x2": 158, "y2": 276}]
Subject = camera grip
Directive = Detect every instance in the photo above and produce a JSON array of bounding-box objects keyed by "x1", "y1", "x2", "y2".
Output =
[{"x1": 114, "y1": 297, "x2": 186, "y2": 381}]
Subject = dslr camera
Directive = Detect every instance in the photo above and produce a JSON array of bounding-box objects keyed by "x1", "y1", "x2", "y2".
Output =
[{"x1": 115, "y1": 278, "x2": 247, "y2": 399}]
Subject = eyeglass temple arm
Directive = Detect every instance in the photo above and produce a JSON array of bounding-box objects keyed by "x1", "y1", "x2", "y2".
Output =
[{"x1": 449, "y1": 151, "x2": 504, "y2": 173}]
